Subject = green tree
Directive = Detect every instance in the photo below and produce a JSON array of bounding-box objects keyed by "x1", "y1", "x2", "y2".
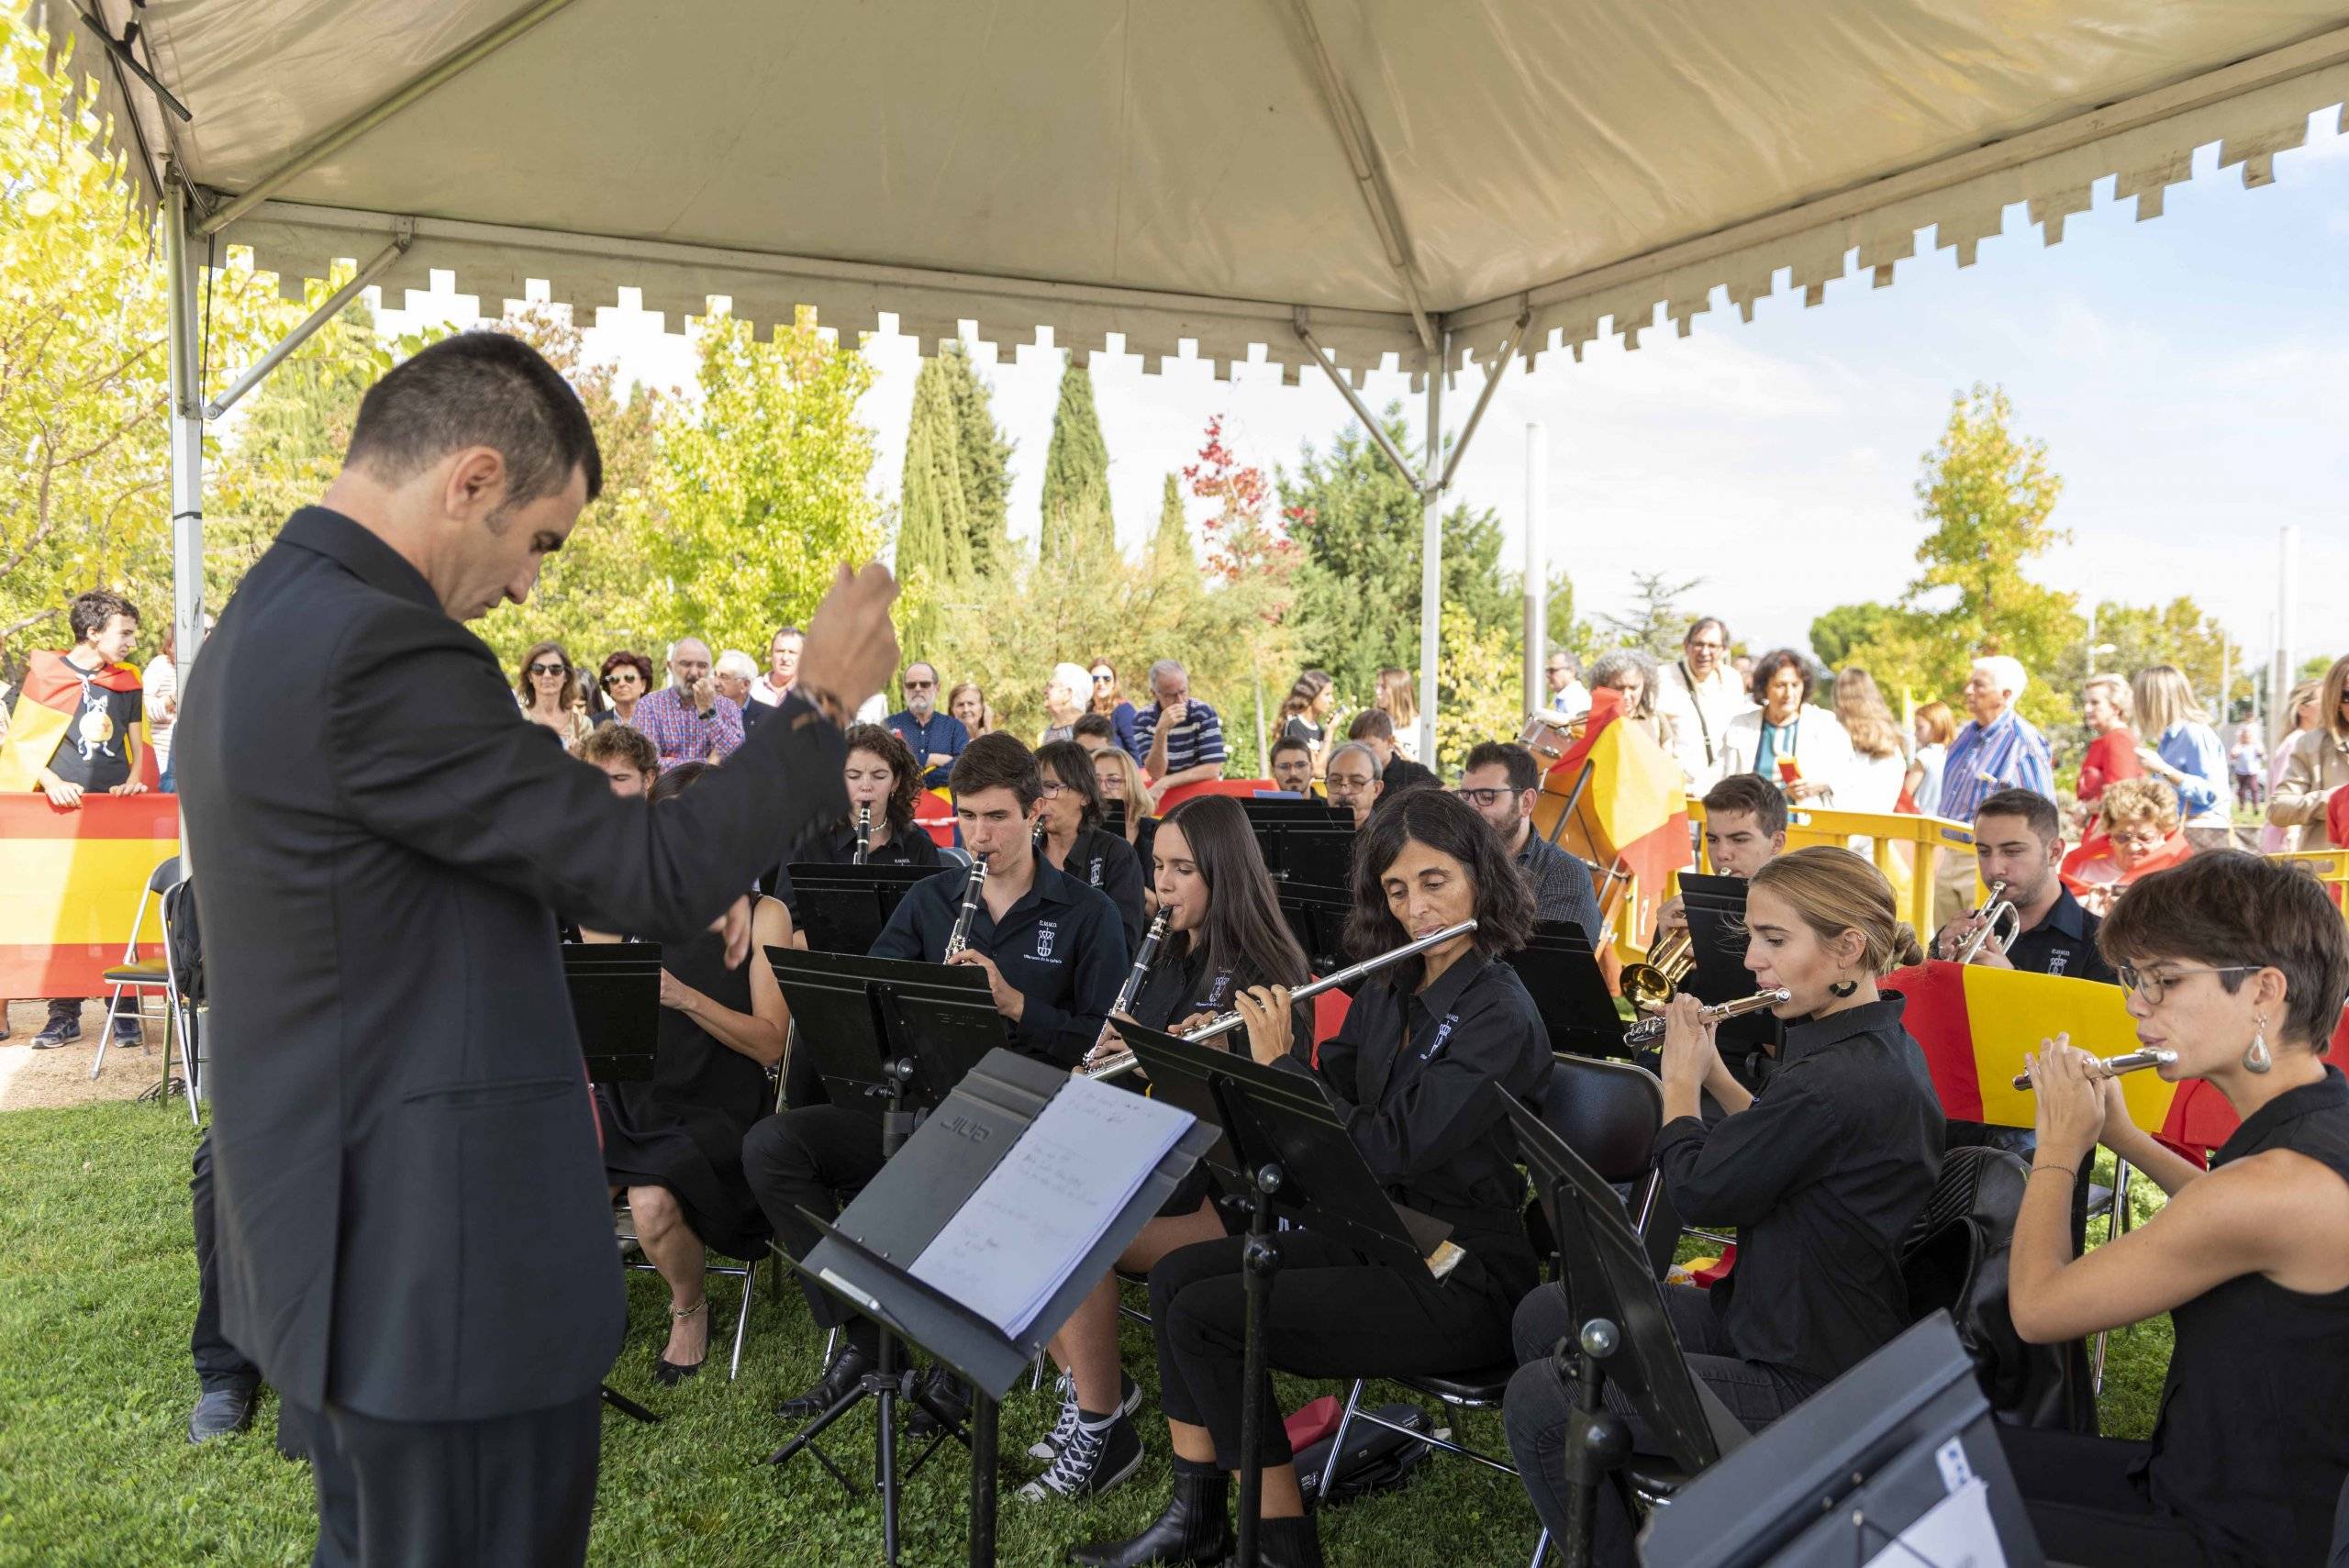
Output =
[
  {"x1": 649, "y1": 307, "x2": 885, "y2": 658},
  {"x1": 1281, "y1": 406, "x2": 1514, "y2": 707},
  {"x1": 1151, "y1": 472, "x2": 1194, "y2": 572},
  {"x1": 1039, "y1": 358, "x2": 1112, "y2": 560},
  {"x1": 1809, "y1": 600, "x2": 1904, "y2": 671},
  {"x1": 1596, "y1": 570, "x2": 1704, "y2": 659},
  {"x1": 940, "y1": 343, "x2": 1013, "y2": 576},
  {"x1": 0, "y1": 26, "x2": 323, "y2": 671},
  {"x1": 1540, "y1": 568, "x2": 1593, "y2": 662},
  {"x1": 894, "y1": 357, "x2": 973, "y2": 652}
]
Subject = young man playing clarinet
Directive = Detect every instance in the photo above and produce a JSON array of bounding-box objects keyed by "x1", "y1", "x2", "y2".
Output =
[
  {"x1": 1933, "y1": 786, "x2": 2117, "y2": 984},
  {"x1": 740, "y1": 732, "x2": 1125, "y2": 1427}
]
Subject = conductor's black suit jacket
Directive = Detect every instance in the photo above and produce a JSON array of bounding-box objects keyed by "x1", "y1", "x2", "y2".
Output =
[{"x1": 174, "y1": 507, "x2": 848, "y2": 1422}]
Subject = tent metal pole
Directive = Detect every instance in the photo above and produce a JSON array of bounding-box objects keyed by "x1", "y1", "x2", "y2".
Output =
[
  {"x1": 163, "y1": 177, "x2": 204, "y2": 858},
  {"x1": 1436, "y1": 311, "x2": 1529, "y2": 493},
  {"x1": 196, "y1": 0, "x2": 588, "y2": 238},
  {"x1": 1523, "y1": 421, "x2": 1548, "y2": 719},
  {"x1": 204, "y1": 226, "x2": 412, "y2": 420},
  {"x1": 1295, "y1": 316, "x2": 1415, "y2": 484},
  {"x1": 1416, "y1": 337, "x2": 1445, "y2": 768}
]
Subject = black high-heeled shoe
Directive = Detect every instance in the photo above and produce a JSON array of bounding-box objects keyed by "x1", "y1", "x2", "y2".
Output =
[
  {"x1": 652, "y1": 1298, "x2": 708, "y2": 1387},
  {"x1": 1070, "y1": 1464, "x2": 1233, "y2": 1567}
]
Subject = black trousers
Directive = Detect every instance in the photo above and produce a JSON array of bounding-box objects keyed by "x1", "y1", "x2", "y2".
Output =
[
  {"x1": 189, "y1": 1133, "x2": 262, "y2": 1392},
  {"x1": 740, "y1": 1103, "x2": 886, "y2": 1353},
  {"x1": 1504, "y1": 1282, "x2": 1815, "y2": 1565},
  {"x1": 300, "y1": 1393, "x2": 600, "y2": 1568},
  {"x1": 1148, "y1": 1229, "x2": 1518, "y2": 1471},
  {"x1": 1995, "y1": 1428, "x2": 2210, "y2": 1566}
]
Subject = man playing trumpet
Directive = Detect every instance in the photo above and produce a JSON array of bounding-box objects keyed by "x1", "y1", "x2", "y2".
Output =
[{"x1": 1933, "y1": 788, "x2": 2118, "y2": 986}]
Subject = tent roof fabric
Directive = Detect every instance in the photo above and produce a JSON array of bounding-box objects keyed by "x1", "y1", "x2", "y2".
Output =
[{"x1": 33, "y1": 1, "x2": 2349, "y2": 377}]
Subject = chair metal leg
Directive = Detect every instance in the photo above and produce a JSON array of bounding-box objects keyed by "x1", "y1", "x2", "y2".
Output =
[
  {"x1": 1530, "y1": 1527, "x2": 1553, "y2": 1568},
  {"x1": 1317, "y1": 1378, "x2": 1366, "y2": 1502},
  {"x1": 91, "y1": 984, "x2": 130, "y2": 1080},
  {"x1": 2090, "y1": 1161, "x2": 2135, "y2": 1395},
  {"x1": 730, "y1": 1256, "x2": 757, "y2": 1382}
]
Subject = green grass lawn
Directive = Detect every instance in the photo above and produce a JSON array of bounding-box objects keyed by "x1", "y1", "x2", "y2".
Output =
[{"x1": 0, "y1": 1103, "x2": 2173, "y2": 1567}]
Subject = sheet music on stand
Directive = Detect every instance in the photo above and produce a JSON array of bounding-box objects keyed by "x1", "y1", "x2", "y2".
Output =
[{"x1": 907, "y1": 1075, "x2": 1196, "y2": 1337}]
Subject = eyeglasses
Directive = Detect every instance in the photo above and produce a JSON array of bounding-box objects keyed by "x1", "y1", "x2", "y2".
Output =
[
  {"x1": 1039, "y1": 782, "x2": 1067, "y2": 798},
  {"x1": 1453, "y1": 786, "x2": 1508, "y2": 806},
  {"x1": 2114, "y1": 963, "x2": 2255, "y2": 1004},
  {"x1": 1687, "y1": 639, "x2": 1726, "y2": 653},
  {"x1": 529, "y1": 662, "x2": 567, "y2": 677},
  {"x1": 602, "y1": 671, "x2": 641, "y2": 687}
]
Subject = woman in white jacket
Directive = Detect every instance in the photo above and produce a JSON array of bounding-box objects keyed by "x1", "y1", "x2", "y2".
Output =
[{"x1": 1719, "y1": 649, "x2": 1853, "y2": 806}]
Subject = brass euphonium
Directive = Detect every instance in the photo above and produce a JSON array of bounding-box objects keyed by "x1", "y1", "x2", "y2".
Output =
[{"x1": 1620, "y1": 927, "x2": 1698, "y2": 1013}]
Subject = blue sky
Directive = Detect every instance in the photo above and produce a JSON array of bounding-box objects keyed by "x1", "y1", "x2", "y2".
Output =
[{"x1": 376, "y1": 114, "x2": 2349, "y2": 680}]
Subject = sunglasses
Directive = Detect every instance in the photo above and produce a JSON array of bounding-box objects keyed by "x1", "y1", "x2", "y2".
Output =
[
  {"x1": 905, "y1": 679, "x2": 936, "y2": 690},
  {"x1": 529, "y1": 662, "x2": 567, "y2": 677},
  {"x1": 1092, "y1": 673, "x2": 1114, "y2": 684},
  {"x1": 602, "y1": 671, "x2": 641, "y2": 687}
]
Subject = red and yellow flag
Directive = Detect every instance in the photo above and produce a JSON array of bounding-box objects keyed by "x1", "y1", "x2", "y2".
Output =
[
  {"x1": 0, "y1": 795, "x2": 179, "y2": 995},
  {"x1": 1542, "y1": 686, "x2": 1689, "y2": 950},
  {"x1": 0, "y1": 651, "x2": 156, "y2": 794}
]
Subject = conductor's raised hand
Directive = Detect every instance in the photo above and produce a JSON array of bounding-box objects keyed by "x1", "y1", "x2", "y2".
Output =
[
  {"x1": 1230, "y1": 984, "x2": 1294, "y2": 1066},
  {"x1": 796, "y1": 563, "x2": 901, "y2": 718}
]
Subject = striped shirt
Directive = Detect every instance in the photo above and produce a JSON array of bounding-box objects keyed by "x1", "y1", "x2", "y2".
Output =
[
  {"x1": 1131, "y1": 699, "x2": 1229, "y2": 776},
  {"x1": 1937, "y1": 708, "x2": 2053, "y2": 824}
]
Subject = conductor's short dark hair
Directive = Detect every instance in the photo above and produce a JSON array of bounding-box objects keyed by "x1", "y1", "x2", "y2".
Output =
[
  {"x1": 346, "y1": 331, "x2": 603, "y2": 506},
  {"x1": 1463, "y1": 740, "x2": 1538, "y2": 795},
  {"x1": 950, "y1": 731, "x2": 1043, "y2": 809},
  {"x1": 69, "y1": 589, "x2": 139, "y2": 642}
]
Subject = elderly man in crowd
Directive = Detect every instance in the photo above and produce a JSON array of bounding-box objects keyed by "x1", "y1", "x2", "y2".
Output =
[
  {"x1": 1132, "y1": 659, "x2": 1229, "y2": 807},
  {"x1": 1322, "y1": 740, "x2": 1383, "y2": 828},
  {"x1": 632, "y1": 636, "x2": 745, "y2": 771},
  {"x1": 1932, "y1": 653, "x2": 2054, "y2": 925},
  {"x1": 886, "y1": 659, "x2": 966, "y2": 789},
  {"x1": 1653, "y1": 617, "x2": 1740, "y2": 793},
  {"x1": 1542, "y1": 649, "x2": 1589, "y2": 718},
  {"x1": 713, "y1": 651, "x2": 766, "y2": 731}
]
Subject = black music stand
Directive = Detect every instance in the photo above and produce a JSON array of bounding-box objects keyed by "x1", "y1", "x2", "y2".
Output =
[
  {"x1": 562, "y1": 941, "x2": 665, "y2": 1425},
  {"x1": 1123, "y1": 1023, "x2": 1445, "y2": 1568},
  {"x1": 758, "y1": 945, "x2": 1009, "y2": 1562},
  {"x1": 794, "y1": 1048, "x2": 1217, "y2": 1568},
  {"x1": 788, "y1": 863, "x2": 938, "y2": 955},
  {"x1": 1639, "y1": 1312, "x2": 2045, "y2": 1567},
  {"x1": 1241, "y1": 797, "x2": 1353, "y2": 825},
  {"x1": 1275, "y1": 882, "x2": 1353, "y2": 979},
  {"x1": 1504, "y1": 922, "x2": 1623, "y2": 1060},
  {"x1": 1494, "y1": 1088, "x2": 1739, "y2": 1568},
  {"x1": 1679, "y1": 873, "x2": 1781, "y2": 1068}
]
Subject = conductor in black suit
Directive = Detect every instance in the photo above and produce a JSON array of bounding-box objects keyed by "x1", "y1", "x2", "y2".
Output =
[{"x1": 173, "y1": 332, "x2": 901, "y2": 1568}]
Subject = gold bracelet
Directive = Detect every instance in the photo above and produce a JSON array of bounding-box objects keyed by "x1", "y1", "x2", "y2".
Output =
[{"x1": 2029, "y1": 1162, "x2": 2078, "y2": 1182}]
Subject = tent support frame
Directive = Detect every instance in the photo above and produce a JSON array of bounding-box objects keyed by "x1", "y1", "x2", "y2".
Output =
[
  {"x1": 163, "y1": 177, "x2": 203, "y2": 859},
  {"x1": 204, "y1": 224, "x2": 413, "y2": 421}
]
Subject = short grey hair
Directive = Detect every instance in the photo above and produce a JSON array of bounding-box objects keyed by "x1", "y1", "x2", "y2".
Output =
[
  {"x1": 666, "y1": 637, "x2": 711, "y2": 663},
  {"x1": 714, "y1": 650, "x2": 757, "y2": 680},
  {"x1": 1326, "y1": 740, "x2": 1382, "y2": 780},
  {"x1": 1586, "y1": 649, "x2": 1659, "y2": 717},
  {"x1": 1148, "y1": 659, "x2": 1187, "y2": 691}
]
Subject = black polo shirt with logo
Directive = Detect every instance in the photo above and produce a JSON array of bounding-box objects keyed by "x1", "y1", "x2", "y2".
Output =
[{"x1": 2004, "y1": 885, "x2": 2117, "y2": 986}]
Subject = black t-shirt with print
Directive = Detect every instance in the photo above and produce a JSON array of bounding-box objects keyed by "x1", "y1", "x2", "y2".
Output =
[{"x1": 47, "y1": 660, "x2": 141, "y2": 791}]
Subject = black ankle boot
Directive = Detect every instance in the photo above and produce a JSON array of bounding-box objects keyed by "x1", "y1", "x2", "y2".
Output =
[
  {"x1": 774, "y1": 1341, "x2": 873, "y2": 1421},
  {"x1": 1069, "y1": 1464, "x2": 1233, "y2": 1567},
  {"x1": 1243, "y1": 1514, "x2": 1327, "y2": 1568}
]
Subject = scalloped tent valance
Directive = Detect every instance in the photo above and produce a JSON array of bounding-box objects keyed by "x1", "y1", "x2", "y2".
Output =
[{"x1": 30, "y1": 0, "x2": 2349, "y2": 380}]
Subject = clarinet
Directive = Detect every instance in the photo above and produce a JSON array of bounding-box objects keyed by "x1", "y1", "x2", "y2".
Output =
[
  {"x1": 942, "y1": 858, "x2": 988, "y2": 960},
  {"x1": 852, "y1": 804, "x2": 872, "y2": 866},
  {"x1": 1081, "y1": 909, "x2": 1170, "y2": 1076}
]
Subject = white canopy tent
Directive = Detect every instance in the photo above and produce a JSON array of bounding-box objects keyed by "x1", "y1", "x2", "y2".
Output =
[{"x1": 36, "y1": 0, "x2": 2349, "y2": 762}]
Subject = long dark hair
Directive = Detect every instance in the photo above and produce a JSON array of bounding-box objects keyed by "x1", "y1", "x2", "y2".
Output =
[
  {"x1": 1158, "y1": 796, "x2": 1308, "y2": 989},
  {"x1": 1345, "y1": 788, "x2": 1534, "y2": 966},
  {"x1": 1037, "y1": 739, "x2": 1106, "y2": 833},
  {"x1": 843, "y1": 722, "x2": 922, "y2": 833},
  {"x1": 515, "y1": 639, "x2": 581, "y2": 714}
]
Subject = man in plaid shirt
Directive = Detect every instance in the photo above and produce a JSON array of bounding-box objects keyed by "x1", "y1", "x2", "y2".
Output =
[{"x1": 627, "y1": 637, "x2": 744, "y2": 771}]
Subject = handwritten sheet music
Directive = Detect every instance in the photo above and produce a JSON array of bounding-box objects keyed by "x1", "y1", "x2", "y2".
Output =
[
  {"x1": 908, "y1": 1075, "x2": 1196, "y2": 1338},
  {"x1": 1860, "y1": 1476, "x2": 2007, "y2": 1568}
]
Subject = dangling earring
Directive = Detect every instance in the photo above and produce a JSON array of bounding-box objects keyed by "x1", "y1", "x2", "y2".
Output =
[
  {"x1": 1828, "y1": 977, "x2": 1859, "y2": 998},
  {"x1": 2243, "y1": 1015, "x2": 2273, "y2": 1074}
]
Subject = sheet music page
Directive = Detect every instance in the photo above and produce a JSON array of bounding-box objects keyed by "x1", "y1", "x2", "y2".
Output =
[
  {"x1": 1859, "y1": 1476, "x2": 2007, "y2": 1568},
  {"x1": 908, "y1": 1075, "x2": 1196, "y2": 1338}
]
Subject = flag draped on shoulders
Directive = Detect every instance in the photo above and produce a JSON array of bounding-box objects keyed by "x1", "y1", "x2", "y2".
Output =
[{"x1": 0, "y1": 651, "x2": 150, "y2": 793}]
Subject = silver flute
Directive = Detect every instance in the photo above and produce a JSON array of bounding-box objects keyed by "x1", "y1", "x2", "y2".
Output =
[
  {"x1": 2011, "y1": 1047, "x2": 2177, "y2": 1090},
  {"x1": 1079, "y1": 909, "x2": 1171, "y2": 1079},
  {"x1": 1083, "y1": 917, "x2": 1479, "y2": 1082},
  {"x1": 1621, "y1": 988, "x2": 1792, "y2": 1046},
  {"x1": 942, "y1": 858, "x2": 988, "y2": 960},
  {"x1": 852, "y1": 804, "x2": 872, "y2": 865}
]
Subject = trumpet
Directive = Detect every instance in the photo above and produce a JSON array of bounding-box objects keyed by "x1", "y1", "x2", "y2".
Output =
[
  {"x1": 852, "y1": 804, "x2": 872, "y2": 866},
  {"x1": 1620, "y1": 928, "x2": 1697, "y2": 1013},
  {"x1": 1621, "y1": 988, "x2": 1791, "y2": 1046},
  {"x1": 1085, "y1": 918, "x2": 1479, "y2": 1081},
  {"x1": 942, "y1": 858, "x2": 988, "y2": 961},
  {"x1": 1079, "y1": 910, "x2": 1170, "y2": 1079},
  {"x1": 2011, "y1": 1047, "x2": 2177, "y2": 1090},
  {"x1": 1952, "y1": 881, "x2": 2022, "y2": 964}
]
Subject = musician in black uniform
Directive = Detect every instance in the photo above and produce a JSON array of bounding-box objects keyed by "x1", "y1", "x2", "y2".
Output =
[
  {"x1": 589, "y1": 762, "x2": 796, "y2": 1385},
  {"x1": 1024, "y1": 796, "x2": 1311, "y2": 1504},
  {"x1": 1504, "y1": 845, "x2": 1943, "y2": 1562},
  {"x1": 1038, "y1": 738, "x2": 1147, "y2": 949},
  {"x1": 760, "y1": 722, "x2": 941, "y2": 906},
  {"x1": 1933, "y1": 786, "x2": 2117, "y2": 984},
  {"x1": 2004, "y1": 852, "x2": 2349, "y2": 1566},
  {"x1": 742, "y1": 732, "x2": 1125, "y2": 1422},
  {"x1": 1075, "y1": 789, "x2": 1553, "y2": 1568}
]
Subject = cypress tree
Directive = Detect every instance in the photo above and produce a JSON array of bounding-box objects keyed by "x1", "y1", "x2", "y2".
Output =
[
  {"x1": 1040, "y1": 358, "x2": 1113, "y2": 560},
  {"x1": 940, "y1": 343, "x2": 1014, "y2": 576},
  {"x1": 897, "y1": 361, "x2": 971, "y2": 601},
  {"x1": 1151, "y1": 472, "x2": 1194, "y2": 570}
]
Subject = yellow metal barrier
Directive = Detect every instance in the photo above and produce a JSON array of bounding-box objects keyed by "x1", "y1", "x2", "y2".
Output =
[
  {"x1": 1684, "y1": 803, "x2": 1975, "y2": 945},
  {"x1": 2268, "y1": 847, "x2": 2349, "y2": 923}
]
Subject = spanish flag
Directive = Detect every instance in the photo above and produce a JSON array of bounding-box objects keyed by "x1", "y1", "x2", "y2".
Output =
[
  {"x1": 0, "y1": 651, "x2": 156, "y2": 794},
  {"x1": 1887, "y1": 959, "x2": 2228, "y2": 1149},
  {"x1": 0, "y1": 794, "x2": 181, "y2": 995},
  {"x1": 1542, "y1": 686, "x2": 1690, "y2": 956}
]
